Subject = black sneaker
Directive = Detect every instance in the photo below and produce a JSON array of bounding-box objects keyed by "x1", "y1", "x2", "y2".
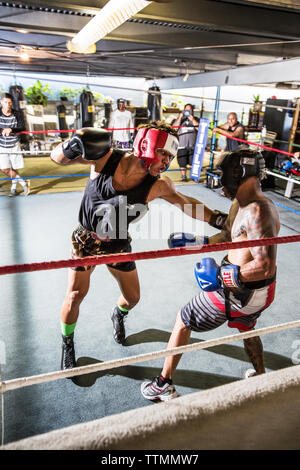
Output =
[
  {"x1": 111, "y1": 307, "x2": 127, "y2": 344},
  {"x1": 61, "y1": 333, "x2": 76, "y2": 370}
]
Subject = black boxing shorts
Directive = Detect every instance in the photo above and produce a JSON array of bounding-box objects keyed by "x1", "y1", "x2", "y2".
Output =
[{"x1": 71, "y1": 224, "x2": 136, "y2": 272}]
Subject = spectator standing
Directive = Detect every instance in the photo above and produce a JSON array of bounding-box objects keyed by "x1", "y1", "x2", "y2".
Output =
[
  {"x1": 213, "y1": 112, "x2": 246, "y2": 152},
  {"x1": 0, "y1": 93, "x2": 30, "y2": 197},
  {"x1": 173, "y1": 104, "x2": 199, "y2": 182},
  {"x1": 108, "y1": 98, "x2": 134, "y2": 149}
]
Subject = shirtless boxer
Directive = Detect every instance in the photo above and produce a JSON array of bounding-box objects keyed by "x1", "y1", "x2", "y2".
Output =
[
  {"x1": 141, "y1": 148, "x2": 280, "y2": 401},
  {"x1": 50, "y1": 122, "x2": 228, "y2": 370}
]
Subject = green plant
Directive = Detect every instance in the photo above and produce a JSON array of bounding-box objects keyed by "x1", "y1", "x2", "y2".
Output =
[
  {"x1": 91, "y1": 90, "x2": 112, "y2": 103},
  {"x1": 252, "y1": 94, "x2": 261, "y2": 102},
  {"x1": 25, "y1": 80, "x2": 53, "y2": 105},
  {"x1": 58, "y1": 87, "x2": 79, "y2": 101},
  {"x1": 169, "y1": 94, "x2": 184, "y2": 108}
]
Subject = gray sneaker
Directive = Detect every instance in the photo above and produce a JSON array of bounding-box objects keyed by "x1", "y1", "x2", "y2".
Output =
[{"x1": 141, "y1": 376, "x2": 179, "y2": 402}]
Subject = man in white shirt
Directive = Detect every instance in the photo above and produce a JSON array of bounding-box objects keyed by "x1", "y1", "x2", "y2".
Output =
[
  {"x1": 108, "y1": 98, "x2": 134, "y2": 149},
  {"x1": 0, "y1": 93, "x2": 30, "y2": 197}
]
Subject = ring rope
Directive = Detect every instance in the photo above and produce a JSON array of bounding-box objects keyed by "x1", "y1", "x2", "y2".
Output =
[
  {"x1": 0, "y1": 168, "x2": 187, "y2": 182},
  {"x1": 219, "y1": 132, "x2": 295, "y2": 157},
  {"x1": 273, "y1": 201, "x2": 300, "y2": 216},
  {"x1": 1, "y1": 320, "x2": 300, "y2": 394},
  {"x1": 16, "y1": 125, "x2": 194, "y2": 136},
  {"x1": 5, "y1": 126, "x2": 299, "y2": 158},
  {"x1": 1, "y1": 70, "x2": 297, "y2": 112},
  {"x1": 0, "y1": 235, "x2": 299, "y2": 276},
  {"x1": 0, "y1": 173, "x2": 90, "y2": 181}
]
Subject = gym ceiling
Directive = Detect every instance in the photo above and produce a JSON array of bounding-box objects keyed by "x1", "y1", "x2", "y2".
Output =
[{"x1": 0, "y1": 0, "x2": 299, "y2": 85}]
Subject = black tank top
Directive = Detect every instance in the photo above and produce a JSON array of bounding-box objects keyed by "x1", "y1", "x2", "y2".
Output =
[
  {"x1": 225, "y1": 122, "x2": 246, "y2": 151},
  {"x1": 79, "y1": 150, "x2": 158, "y2": 239}
]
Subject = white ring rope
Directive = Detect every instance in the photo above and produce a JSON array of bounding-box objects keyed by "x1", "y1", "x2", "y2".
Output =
[
  {"x1": 1, "y1": 320, "x2": 300, "y2": 394},
  {"x1": 11, "y1": 151, "x2": 51, "y2": 155}
]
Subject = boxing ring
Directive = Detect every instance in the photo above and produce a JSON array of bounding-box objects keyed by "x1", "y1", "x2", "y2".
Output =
[
  {"x1": 0, "y1": 118, "x2": 300, "y2": 449},
  {"x1": 0, "y1": 186, "x2": 300, "y2": 449}
]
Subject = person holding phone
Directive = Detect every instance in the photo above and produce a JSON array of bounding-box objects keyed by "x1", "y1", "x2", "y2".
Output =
[{"x1": 173, "y1": 104, "x2": 199, "y2": 182}]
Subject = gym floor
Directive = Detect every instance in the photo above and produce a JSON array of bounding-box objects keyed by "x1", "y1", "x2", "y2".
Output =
[{"x1": 0, "y1": 181, "x2": 299, "y2": 445}]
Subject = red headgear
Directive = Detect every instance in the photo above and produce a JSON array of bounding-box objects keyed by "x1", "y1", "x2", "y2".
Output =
[{"x1": 133, "y1": 127, "x2": 179, "y2": 171}]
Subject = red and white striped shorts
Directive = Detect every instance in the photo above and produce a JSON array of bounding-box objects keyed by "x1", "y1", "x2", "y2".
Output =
[{"x1": 181, "y1": 281, "x2": 276, "y2": 332}]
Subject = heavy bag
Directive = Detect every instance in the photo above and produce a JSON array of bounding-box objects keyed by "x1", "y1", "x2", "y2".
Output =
[
  {"x1": 104, "y1": 102, "x2": 112, "y2": 128},
  {"x1": 9, "y1": 85, "x2": 29, "y2": 146},
  {"x1": 147, "y1": 86, "x2": 162, "y2": 122},
  {"x1": 56, "y1": 103, "x2": 69, "y2": 140},
  {"x1": 80, "y1": 90, "x2": 94, "y2": 128}
]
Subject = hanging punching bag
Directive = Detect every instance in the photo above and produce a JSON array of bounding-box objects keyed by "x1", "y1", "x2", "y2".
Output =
[
  {"x1": 56, "y1": 102, "x2": 69, "y2": 140},
  {"x1": 104, "y1": 102, "x2": 112, "y2": 128},
  {"x1": 9, "y1": 85, "x2": 29, "y2": 147},
  {"x1": 147, "y1": 86, "x2": 162, "y2": 122},
  {"x1": 80, "y1": 90, "x2": 94, "y2": 128}
]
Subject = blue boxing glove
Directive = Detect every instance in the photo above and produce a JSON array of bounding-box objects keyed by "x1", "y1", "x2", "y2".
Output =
[
  {"x1": 194, "y1": 258, "x2": 243, "y2": 292},
  {"x1": 168, "y1": 232, "x2": 209, "y2": 248},
  {"x1": 194, "y1": 258, "x2": 222, "y2": 291}
]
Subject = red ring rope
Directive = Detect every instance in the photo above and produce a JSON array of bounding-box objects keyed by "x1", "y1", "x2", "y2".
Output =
[
  {"x1": 17, "y1": 125, "x2": 193, "y2": 135},
  {"x1": 17, "y1": 127, "x2": 297, "y2": 157},
  {"x1": 219, "y1": 131, "x2": 295, "y2": 157},
  {"x1": 0, "y1": 235, "x2": 299, "y2": 276}
]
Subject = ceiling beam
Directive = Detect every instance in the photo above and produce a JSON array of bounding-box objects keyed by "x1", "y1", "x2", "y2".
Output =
[
  {"x1": 1, "y1": 1, "x2": 300, "y2": 41},
  {"x1": 148, "y1": 57, "x2": 300, "y2": 88}
]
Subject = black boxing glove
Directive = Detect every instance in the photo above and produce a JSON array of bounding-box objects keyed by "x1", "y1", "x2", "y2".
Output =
[
  {"x1": 209, "y1": 210, "x2": 228, "y2": 230},
  {"x1": 62, "y1": 128, "x2": 112, "y2": 161}
]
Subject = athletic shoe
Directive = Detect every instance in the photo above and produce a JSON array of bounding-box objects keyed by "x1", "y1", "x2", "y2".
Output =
[
  {"x1": 111, "y1": 306, "x2": 127, "y2": 344},
  {"x1": 244, "y1": 368, "x2": 257, "y2": 379},
  {"x1": 61, "y1": 333, "x2": 76, "y2": 370},
  {"x1": 8, "y1": 188, "x2": 17, "y2": 197},
  {"x1": 141, "y1": 375, "x2": 179, "y2": 402},
  {"x1": 181, "y1": 175, "x2": 188, "y2": 182},
  {"x1": 23, "y1": 180, "x2": 30, "y2": 196}
]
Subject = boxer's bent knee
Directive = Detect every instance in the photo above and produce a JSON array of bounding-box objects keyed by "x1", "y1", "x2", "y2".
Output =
[
  {"x1": 125, "y1": 293, "x2": 140, "y2": 309},
  {"x1": 66, "y1": 289, "x2": 88, "y2": 308}
]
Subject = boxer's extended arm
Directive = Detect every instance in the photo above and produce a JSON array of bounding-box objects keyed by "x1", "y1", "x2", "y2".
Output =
[
  {"x1": 238, "y1": 201, "x2": 279, "y2": 283},
  {"x1": 209, "y1": 199, "x2": 239, "y2": 243},
  {"x1": 150, "y1": 177, "x2": 213, "y2": 223}
]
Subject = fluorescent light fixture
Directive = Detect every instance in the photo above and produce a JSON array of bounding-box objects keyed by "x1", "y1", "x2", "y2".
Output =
[
  {"x1": 15, "y1": 45, "x2": 30, "y2": 61},
  {"x1": 20, "y1": 50, "x2": 30, "y2": 61},
  {"x1": 66, "y1": 41, "x2": 97, "y2": 54},
  {"x1": 67, "y1": 0, "x2": 152, "y2": 54},
  {"x1": 16, "y1": 29, "x2": 29, "y2": 34},
  {"x1": 183, "y1": 72, "x2": 189, "y2": 82}
]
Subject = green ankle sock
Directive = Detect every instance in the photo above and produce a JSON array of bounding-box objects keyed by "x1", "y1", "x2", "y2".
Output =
[
  {"x1": 61, "y1": 321, "x2": 77, "y2": 336},
  {"x1": 117, "y1": 305, "x2": 129, "y2": 314}
]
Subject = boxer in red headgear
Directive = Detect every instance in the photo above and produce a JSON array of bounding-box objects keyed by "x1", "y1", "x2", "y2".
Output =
[
  {"x1": 133, "y1": 126, "x2": 179, "y2": 171},
  {"x1": 51, "y1": 121, "x2": 228, "y2": 371}
]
